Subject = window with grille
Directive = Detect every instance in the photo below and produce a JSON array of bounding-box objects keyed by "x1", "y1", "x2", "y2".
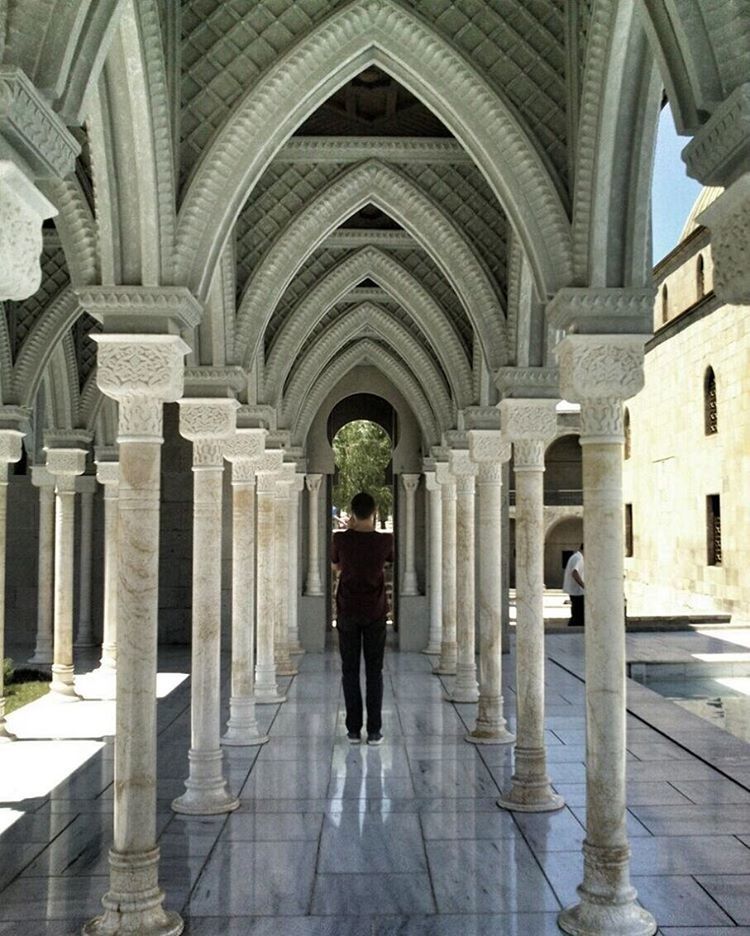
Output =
[
  {"x1": 704, "y1": 366, "x2": 717, "y2": 434},
  {"x1": 624, "y1": 408, "x2": 631, "y2": 460},
  {"x1": 625, "y1": 503, "x2": 633, "y2": 557},
  {"x1": 707, "y1": 494, "x2": 722, "y2": 566}
]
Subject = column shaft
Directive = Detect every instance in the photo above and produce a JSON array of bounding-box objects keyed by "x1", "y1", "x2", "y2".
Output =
[
  {"x1": 99, "y1": 483, "x2": 118, "y2": 670},
  {"x1": 467, "y1": 464, "x2": 514, "y2": 744},
  {"x1": 305, "y1": 475, "x2": 323, "y2": 595},
  {"x1": 75, "y1": 486, "x2": 96, "y2": 648},
  {"x1": 173, "y1": 427, "x2": 239, "y2": 816},
  {"x1": 256, "y1": 478, "x2": 285, "y2": 703},
  {"x1": 401, "y1": 474, "x2": 419, "y2": 595},
  {"x1": 0, "y1": 469, "x2": 13, "y2": 741},
  {"x1": 434, "y1": 478, "x2": 457, "y2": 674},
  {"x1": 423, "y1": 479, "x2": 442, "y2": 655},
  {"x1": 29, "y1": 482, "x2": 55, "y2": 664},
  {"x1": 287, "y1": 482, "x2": 304, "y2": 653},
  {"x1": 50, "y1": 481, "x2": 81, "y2": 700},
  {"x1": 223, "y1": 476, "x2": 268, "y2": 746},
  {"x1": 274, "y1": 483, "x2": 297, "y2": 677},
  {"x1": 498, "y1": 443, "x2": 562, "y2": 812},
  {"x1": 447, "y1": 473, "x2": 479, "y2": 702}
]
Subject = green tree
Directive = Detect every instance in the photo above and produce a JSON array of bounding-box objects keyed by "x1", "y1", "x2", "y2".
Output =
[{"x1": 333, "y1": 420, "x2": 393, "y2": 520}]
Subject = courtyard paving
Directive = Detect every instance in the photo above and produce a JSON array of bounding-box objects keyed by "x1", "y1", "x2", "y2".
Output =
[{"x1": 0, "y1": 630, "x2": 749, "y2": 934}]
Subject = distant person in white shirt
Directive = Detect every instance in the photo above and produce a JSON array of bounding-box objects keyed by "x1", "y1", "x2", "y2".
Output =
[{"x1": 563, "y1": 545, "x2": 584, "y2": 627}]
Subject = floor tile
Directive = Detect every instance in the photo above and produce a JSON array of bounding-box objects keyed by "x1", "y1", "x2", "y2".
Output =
[
  {"x1": 311, "y1": 872, "x2": 435, "y2": 915},
  {"x1": 222, "y1": 812, "x2": 323, "y2": 841},
  {"x1": 629, "y1": 835, "x2": 750, "y2": 874},
  {"x1": 694, "y1": 875, "x2": 750, "y2": 924},
  {"x1": 631, "y1": 874, "x2": 733, "y2": 927},
  {"x1": 374, "y1": 913, "x2": 563, "y2": 935},
  {"x1": 184, "y1": 919, "x2": 372, "y2": 936},
  {"x1": 318, "y1": 812, "x2": 426, "y2": 873},
  {"x1": 419, "y1": 808, "x2": 518, "y2": 840}
]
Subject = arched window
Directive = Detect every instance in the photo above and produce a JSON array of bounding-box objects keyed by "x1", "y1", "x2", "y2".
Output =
[
  {"x1": 704, "y1": 366, "x2": 717, "y2": 435},
  {"x1": 696, "y1": 254, "x2": 705, "y2": 300},
  {"x1": 624, "y1": 408, "x2": 631, "y2": 460},
  {"x1": 661, "y1": 284, "x2": 669, "y2": 324}
]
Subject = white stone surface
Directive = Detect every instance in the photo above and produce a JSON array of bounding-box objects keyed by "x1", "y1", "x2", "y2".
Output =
[
  {"x1": 304, "y1": 474, "x2": 324, "y2": 595},
  {"x1": 400, "y1": 473, "x2": 420, "y2": 595},
  {"x1": 255, "y1": 452, "x2": 285, "y2": 704},
  {"x1": 95, "y1": 457, "x2": 119, "y2": 674},
  {"x1": 0, "y1": 161, "x2": 56, "y2": 300},
  {"x1": 423, "y1": 470, "x2": 442, "y2": 655},
  {"x1": 28, "y1": 466, "x2": 55, "y2": 665},
  {"x1": 74, "y1": 476, "x2": 97, "y2": 649},
  {"x1": 0, "y1": 431, "x2": 23, "y2": 741},
  {"x1": 433, "y1": 461, "x2": 457, "y2": 675}
]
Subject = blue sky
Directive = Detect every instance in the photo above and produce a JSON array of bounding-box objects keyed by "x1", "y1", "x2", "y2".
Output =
[{"x1": 651, "y1": 103, "x2": 703, "y2": 263}]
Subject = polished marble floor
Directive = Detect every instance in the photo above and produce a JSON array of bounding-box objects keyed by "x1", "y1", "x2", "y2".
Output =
[{"x1": 1, "y1": 631, "x2": 750, "y2": 935}]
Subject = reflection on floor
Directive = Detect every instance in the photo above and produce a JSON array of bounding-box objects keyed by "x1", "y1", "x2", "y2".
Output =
[{"x1": 0, "y1": 635, "x2": 750, "y2": 935}]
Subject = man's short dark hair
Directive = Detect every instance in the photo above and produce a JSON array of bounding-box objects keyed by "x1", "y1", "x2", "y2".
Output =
[{"x1": 351, "y1": 491, "x2": 376, "y2": 520}]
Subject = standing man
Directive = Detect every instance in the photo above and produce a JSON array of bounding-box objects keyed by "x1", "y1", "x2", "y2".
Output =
[
  {"x1": 331, "y1": 492, "x2": 393, "y2": 745},
  {"x1": 563, "y1": 543, "x2": 585, "y2": 627}
]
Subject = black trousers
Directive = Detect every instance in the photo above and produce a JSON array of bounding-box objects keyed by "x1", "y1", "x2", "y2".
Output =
[
  {"x1": 337, "y1": 616, "x2": 387, "y2": 733},
  {"x1": 569, "y1": 594, "x2": 585, "y2": 627}
]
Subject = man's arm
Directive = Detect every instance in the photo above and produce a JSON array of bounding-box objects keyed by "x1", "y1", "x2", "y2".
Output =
[
  {"x1": 572, "y1": 569, "x2": 584, "y2": 589},
  {"x1": 331, "y1": 533, "x2": 341, "y2": 573}
]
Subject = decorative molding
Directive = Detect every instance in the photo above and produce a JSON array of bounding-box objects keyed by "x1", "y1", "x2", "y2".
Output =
[
  {"x1": 448, "y1": 448, "x2": 477, "y2": 478},
  {"x1": 274, "y1": 137, "x2": 475, "y2": 164},
  {"x1": 178, "y1": 398, "x2": 239, "y2": 442},
  {"x1": 340, "y1": 288, "x2": 391, "y2": 304},
  {"x1": 513, "y1": 438, "x2": 546, "y2": 470},
  {"x1": 495, "y1": 366, "x2": 560, "y2": 400},
  {"x1": 0, "y1": 404, "x2": 30, "y2": 432},
  {"x1": 0, "y1": 161, "x2": 56, "y2": 300},
  {"x1": 225, "y1": 428, "x2": 267, "y2": 463},
  {"x1": 0, "y1": 66, "x2": 79, "y2": 178},
  {"x1": 39, "y1": 176, "x2": 99, "y2": 286},
  {"x1": 93, "y1": 334, "x2": 189, "y2": 403},
  {"x1": 323, "y1": 230, "x2": 418, "y2": 250},
  {"x1": 546, "y1": 287, "x2": 655, "y2": 335},
  {"x1": 477, "y1": 461, "x2": 504, "y2": 482},
  {"x1": 498, "y1": 398, "x2": 558, "y2": 442},
  {"x1": 280, "y1": 303, "x2": 453, "y2": 432},
  {"x1": 264, "y1": 247, "x2": 472, "y2": 409},
  {"x1": 77, "y1": 286, "x2": 203, "y2": 331},
  {"x1": 579, "y1": 399, "x2": 624, "y2": 442},
  {"x1": 183, "y1": 365, "x2": 247, "y2": 397},
  {"x1": 234, "y1": 160, "x2": 506, "y2": 370},
  {"x1": 192, "y1": 438, "x2": 225, "y2": 467},
  {"x1": 698, "y1": 174, "x2": 750, "y2": 304},
  {"x1": 555, "y1": 334, "x2": 646, "y2": 406},
  {"x1": 683, "y1": 84, "x2": 750, "y2": 187},
  {"x1": 174, "y1": 0, "x2": 572, "y2": 301},
  {"x1": 230, "y1": 461, "x2": 257, "y2": 484}
]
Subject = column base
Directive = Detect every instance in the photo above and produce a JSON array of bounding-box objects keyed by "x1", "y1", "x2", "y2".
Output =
[
  {"x1": 558, "y1": 899, "x2": 657, "y2": 936},
  {"x1": 465, "y1": 725, "x2": 515, "y2": 745},
  {"x1": 83, "y1": 847, "x2": 183, "y2": 936},
  {"x1": 48, "y1": 665, "x2": 82, "y2": 702},
  {"x1": 446, "y1": 663, "x2": 479, "y2": 702},
  {"x1": 0, "y1": 717, "x2": 17, "y2": 743},
  {"x1": 275, "y1": 660, "x2": 299, "y2": 677},
  {"x1": 172, "y1": 749, "x2": 240, "y2": 816},
  {"x1": 255, "y1": 692, "x2": 286, "y2": 704},
  {"x1": 222, "y1": 697, "x2": 270, "y2": 747},
  {"x1": 74, "y1": 638, "x2": 98, "y2": 650},
  {"x1": 497, "y1": 776, "x2": 564, "y2": 813},
  {"x1": 28, "y1": 645, "x2": 53, "y2": 665},
  {"x1": 288, "y1": 641, "x2": 305, "y2": 655},
  {"x1": 255, "y1": 666, "x2": 284, "y2": 703},
  {"x1": 305, "y1": 582, "x2": 324, "y2": 597},
  {"x1": 433, "y1": 642, "x2": 457, "y2": 675},
  {"x1": 422, "y1": 644, "x2": 442, "y2": 656}
]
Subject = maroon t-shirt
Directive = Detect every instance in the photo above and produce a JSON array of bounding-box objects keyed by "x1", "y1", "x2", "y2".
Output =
[{"x1": 332, "y1": 530, "x2": 394, "y2": 622}]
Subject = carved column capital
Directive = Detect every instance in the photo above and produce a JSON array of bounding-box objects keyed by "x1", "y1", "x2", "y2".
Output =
[
  {"x1": 224, "y1": 428, "x2": 267, "y2": 465},
  {"x1": 498, "y1": 398, "x2": 558, "y2": 443},
  {"x1": 468, "y1": 429, "x2": 512, "y2": 468},
  {"x1": 556, "y1": 334, "x2": 647, "y2": 444},
  {"x1": 179, "y1": 398, "x2": 239, "y2": 469},
  {"x1": 31, "y1": 465, "x2": 55, "y2": 488},
  {"x1": 0, "y1": 160, "x2": 56, "y2": 300},
  {"x1": 45, "y1": 446, "x2": 87, "y2": 492},
  {"x1": 94, "y1": 334, "x2": 190, "y2": 443},
  {"x1": 424, "y1": 470, "x2": 440, "y2": 493},
  {"x1": 290, "y1": 473, "x2": 306, "y2": 494},
  {"x1": 95, "y1": 460, "x2": 120, "y2": 489},
  {"x1": 546, "y1": 287, "x2": 654, "y2": 336},
  {"x1": 305, "y1": 473, "x2": 323, "y2": 495},
  {"x1": 401, "y1": 473, "x2": 420, "y2": 494},
  {"x1": 698, "y1": 173, "x2": 750, "y2": 304},
  {"x1": 0, "y1": 429, "x2": 24, "y2": 465}
]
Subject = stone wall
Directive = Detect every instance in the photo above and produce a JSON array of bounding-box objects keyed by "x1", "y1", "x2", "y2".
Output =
[{"x1": 623, "y1": 300, "x2": 750, "y2": 618}]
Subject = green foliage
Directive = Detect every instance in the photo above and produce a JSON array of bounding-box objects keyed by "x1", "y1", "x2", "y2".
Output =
[
  {"x1": 333, "y1": 420, "x2": 393, "y2": 520},
  {"x1": 4, "y1": 680, "x2": 48, "y2": 715},
  {"x1": 2, "y1": 657, "x2": 13, "y2": 684}
]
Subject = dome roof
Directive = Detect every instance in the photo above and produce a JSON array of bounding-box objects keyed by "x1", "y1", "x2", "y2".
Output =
[{"x1": 679, "y1": 186, "x2": 723, "y2": 242}]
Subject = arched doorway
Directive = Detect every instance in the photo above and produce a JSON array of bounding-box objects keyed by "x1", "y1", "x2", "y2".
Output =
[{"x1": 544, "y1": 516, "x2": 584, "y2": 589}]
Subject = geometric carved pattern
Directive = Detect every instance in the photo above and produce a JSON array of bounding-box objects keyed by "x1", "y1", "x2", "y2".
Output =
[{"x1": 7, "y1": 241, "x2": 70, "y2": 357}]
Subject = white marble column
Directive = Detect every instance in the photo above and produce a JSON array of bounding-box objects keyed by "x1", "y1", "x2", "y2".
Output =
[
  {"x1": 433, "y1": 460, "x2": 457, "y2": 675},
  {"x1": 497, "y1": 399, "x2": 562, "y2": 812},
  {"x1": 173, "y1": 399, "x2": 240, "y2": 816},
  {"x1": 305, "y1": 474, "x2": 324, "y2": 595},
  {"x1": 288, "y1": 474, "x2": 305, "y2": 654},
  {"x1": 557, "y1": 334, "x2": 657, "y2": 936},
  {"x1": 0, "y1": 429, "x2": 24, "y2": 741},
  {"x1": 74, "y1": 476, "x2": 97, "y2": 649},
  {"x1": 466, "y1": 431, "x2": 515, "y2": 744},
  {"x1": 83, "y1": 331, "x2": 190, "y2": 936},
  {"x1": 423, "y1": 469, "x2": 442, "y2": 655},
  {"x1": 445, "y1": 451, "x2": 478, "y2": 702},
  {"x1": 274, "y1": 466, "x2": 298, "y2": 677},
  {"x1": 400, "y1": 473, "x2": 420, "y2": 595},
  {"x1": 222, "y1": 429, "x2": 269, "y2": 746},
  {"x1": 29, "y1": 466, "x2": 55, "y2": 665},
  {"x1": 46, "y1": 444, "x2": 87, "y2": 702},
  {"x1": 95, "y1": 453, "x2": 119, "y2": 672},
  {"x1": 255, "y1": 452, "x2": 285, "y2": 703}
]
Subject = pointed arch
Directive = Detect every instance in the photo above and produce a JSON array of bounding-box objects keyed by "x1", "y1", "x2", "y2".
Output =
[
  {"x1": 263, "y1": 246, "x2": 472, "y2": 408},
  {"x1": 235, "y1": 159, "x2": 505, "y2": 369},
  {"x1": 175, "y1": 0, "x2": 572, "y2": 301},
  {"x1": 293, "y1": 339, "x2": 439, "y2": 448},
  {"x1": 281, "y1": 303, "x2": 453, "y2": 431}
]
